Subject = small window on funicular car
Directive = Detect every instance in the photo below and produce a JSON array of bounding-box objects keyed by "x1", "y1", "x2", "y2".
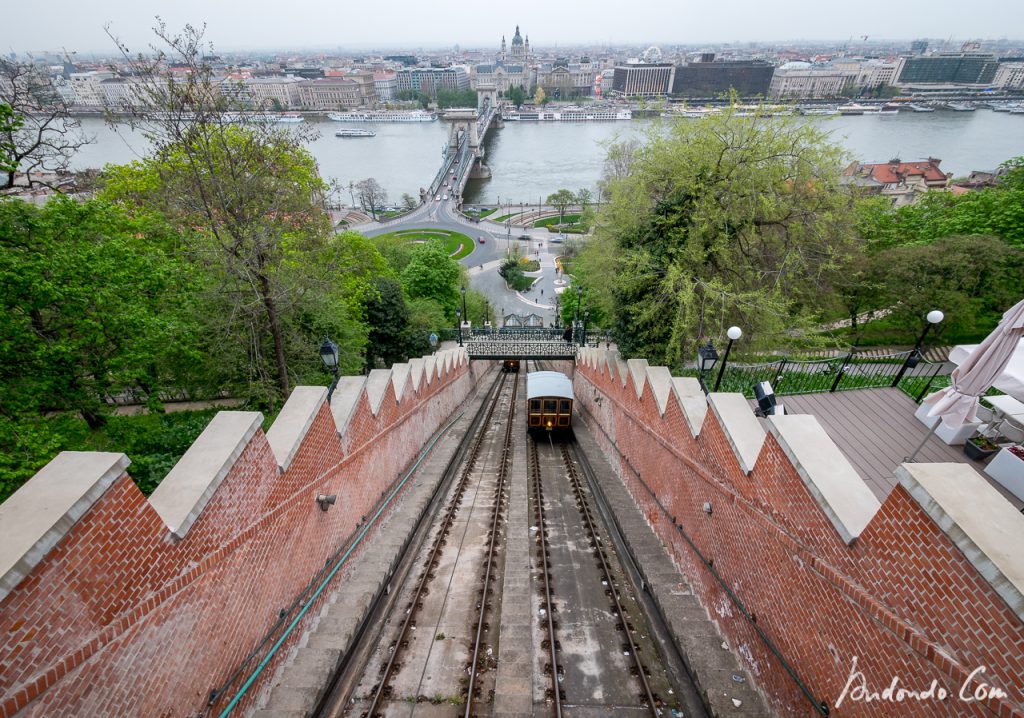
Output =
[
  {"x1": 530, "y1": 399, "x2": 541, "y2": 412},
  {"x1": 559, "y1": 399, "x2": 570, "y2": 413},
  {"x1": 544, "y1": 399, "x2": 557, "y2": 412},
  {"x1": 558, "y1": 416, "x2": 570, "y2": 426}
]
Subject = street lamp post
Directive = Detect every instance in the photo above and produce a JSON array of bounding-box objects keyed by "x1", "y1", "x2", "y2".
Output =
[
  {"x1": 319, "y1": 337, "x2": 340, "y2": 400},
  {"x1": 460, "y1": 284, "x2": 468, "y2": 324},
  {"x1": 713, "y1": 326, "x2": 743, "y2": 392},
  {"x1": 582, "y1": 309, "x2": 590, "y2": 347},
  {"x1": 892, "y1": 310, "x2": 944, "y2": 387},
  {"x1": 455, "y1": 308, "x2": 463, "y2": 347}
]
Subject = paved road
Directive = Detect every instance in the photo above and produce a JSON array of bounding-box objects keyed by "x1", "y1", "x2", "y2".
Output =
[{"x1": 356, "y1": 197, "x2": 572, "y2": 327}]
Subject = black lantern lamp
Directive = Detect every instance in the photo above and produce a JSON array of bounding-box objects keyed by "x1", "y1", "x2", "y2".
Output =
[
  {"x1": 319, "y1": 336, "x2": 340, "y2": 399},
  {"x1": 455, "y1": 308, "x2": 463, "y2": 347},
  {"x1": 697, "y1": 341, "x2": 719, "y2": 393}
]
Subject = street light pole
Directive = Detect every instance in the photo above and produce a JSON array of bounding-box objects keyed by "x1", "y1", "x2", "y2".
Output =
[
  {"x1": 892, "y1": 309, "x2": 944, "y2": 387},
  {"x1": 455, "y1": 308, "x2": 463, "y2": 347},
  {"x1": 713, "y1": 326, "x2": 743, "y2": 392},
  {"x1": 460, "y1": 284, "x2": 468, "y2": 323}
]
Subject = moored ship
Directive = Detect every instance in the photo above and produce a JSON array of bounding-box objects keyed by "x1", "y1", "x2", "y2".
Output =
[
  {"x1": 335, "y1": 128, "x2": 376, "y2": 137},
  {"x1": 327, "y1": 110, "x2": 436, "y2": 122},
  {"x1": 502, "y1": 106, "x2": 632, "y2": 121}
]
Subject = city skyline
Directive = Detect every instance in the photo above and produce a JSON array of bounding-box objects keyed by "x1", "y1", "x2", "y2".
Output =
[{"x1": 4, "y1": 0, "x2": 1024, "y2": 55}]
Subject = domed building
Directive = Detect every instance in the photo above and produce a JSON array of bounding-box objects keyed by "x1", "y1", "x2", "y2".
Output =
[{"x1": 471, "y1": 26, "x2": 533, "y2": 94}]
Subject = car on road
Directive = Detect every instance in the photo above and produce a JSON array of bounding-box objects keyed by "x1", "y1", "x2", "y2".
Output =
[
  {"x1": 519, "y1": 234, "x2": 531, "y2": 241},
  {"x1": 443, "y1": 194, "x2": 448, "y2": 200},
  {"x1": 478, "y1": 236, "x2": 485, "y2": 244},
  {"x1": 551, "y1": 234, "x2": 565, "y2": 243},
  {"x1": 435, "y1": 195, "x2": 441, "y2": 201}
]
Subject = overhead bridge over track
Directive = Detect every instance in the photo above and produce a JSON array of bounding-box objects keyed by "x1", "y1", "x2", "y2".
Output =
[{"x1": 461, "y1": 328, "x2": 579, "y2": 360}]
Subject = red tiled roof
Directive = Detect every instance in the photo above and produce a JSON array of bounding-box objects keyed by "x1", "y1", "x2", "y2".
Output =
[{"x1": 854, "y1": 159, "x2": 948, "y2": 184}]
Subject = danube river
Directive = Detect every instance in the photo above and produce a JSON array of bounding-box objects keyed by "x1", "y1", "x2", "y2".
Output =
[{"x1": 71, "y1": 111, "x2": 1023, "y2": 204}]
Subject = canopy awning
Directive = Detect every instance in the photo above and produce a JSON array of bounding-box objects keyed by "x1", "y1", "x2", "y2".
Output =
[{"x1": 949, "y1": 338, "x2": 1024, "y2": 401}]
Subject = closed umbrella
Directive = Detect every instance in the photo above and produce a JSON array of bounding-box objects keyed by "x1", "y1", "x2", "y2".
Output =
[{"x1": 907, "y1": 298, "x2": 1024, "y2": 461}]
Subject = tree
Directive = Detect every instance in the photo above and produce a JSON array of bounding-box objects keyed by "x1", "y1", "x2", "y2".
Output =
[
  {"x1": 507, "y1": 86, "x2": 526, "y2": 109},
  {"x1": 534, "y1": 86, "x2": 546, "y2": 106},
  {"x1": 0, "y1": 103, "x2": 23, "y2": 174},
  {"x1": 546, "y1": 188, "x2": 575, "y2": 224},
  {"x1": 577, "y1": 104, "x2": 860, "y2": 366},
  {"x1": 364, "y1": 277, "x2": 411, "y2": 369},
  {"x1": 400, "y1": 240, "x2": 462, "y2": 318},
  {"x1": 356, "y1": 177, "x2": 388, "y2": 220},
  {"x1": 575, "y1": 187, "x2": 593, "y2": 210},
  {"x1": 102, "y1": 22, "x2": 381, "y2": 403},
  {"x1": 0, "y1": 60, "x2": 90, "y2": 192},
  {"x1": 0, "y1": 197, "x2": 203, "y2": 427},
  {"x1": 400, "y1": 192, "x2": 418, "y2": 210},
  {"x1": 858, "y1": 235, "x2": 1024, "y2": 342}
]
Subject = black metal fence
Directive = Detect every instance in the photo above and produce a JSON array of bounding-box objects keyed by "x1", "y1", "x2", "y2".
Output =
[{"x1": 689, "y1": 348, "x2": 949, "y2": 402}]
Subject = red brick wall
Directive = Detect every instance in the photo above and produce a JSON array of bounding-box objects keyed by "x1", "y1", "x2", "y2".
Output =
[
  {"x1": 0, "y1": 358, "x2": 490, "y2": 718},
  {"x1": 575, "y1": 361, "x2": 1024, "y2": 718}
]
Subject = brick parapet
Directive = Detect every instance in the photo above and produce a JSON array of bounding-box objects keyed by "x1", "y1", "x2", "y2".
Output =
[
  {"x1": 574, "y1": 352, "x2": 1024, "y2": 718},
  {"x1": 0, "y1": 348, "x2": 487, "y2": 717}
]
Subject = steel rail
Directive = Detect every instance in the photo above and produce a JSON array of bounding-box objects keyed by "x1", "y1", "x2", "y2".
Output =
[
  {"x1": 311, "y1": 370, "x2": 507, "y2": 718},
  {"x1": 463, "y1": 371, "x2": 518, "y2": 716},
  {"x1": 559, "y1": 441, "x2": 660, "y2": 714},
  {"x1": 528, "y1": 436, "x2": 563, "y2": 717},
  {"x1": 362, "y1": 372, "x2": 509, "y2": 716}
]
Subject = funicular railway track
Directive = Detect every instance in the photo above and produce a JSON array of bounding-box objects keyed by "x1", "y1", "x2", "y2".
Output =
[
  {"x1": 325, "y1": 368, "x2": 518, "y2": 717},
  {"x1": 317, "y1": 361, "x2": 705, "y2": 718}
]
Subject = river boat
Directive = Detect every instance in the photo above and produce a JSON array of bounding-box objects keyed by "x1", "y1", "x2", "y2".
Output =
[
  {"x1": 273, "y1": 112, "x2": 305, "y2": 123},
  {"x1": 878, "y1": 103, "x2": 902, "y2": 114},
  {"x1": 335, "y1": 129, "x2": 376, "y2": 137},
  {"x1": 1010, "y1": 106, "x2": 1024, "y2": 115},
  {"x1": 502, "y1": 107, "x2": 632, "y2": 121},
  {"x1": 946, "y1": 103, "x2": 976, "y2": 112},
  {"x1": 839, "y1": 103, "x2": 881, "y2": 115},
  {"x1": 908, "y1": 104, "x2": 936, "y2": 112},
  {"x1": 327, "y1": 110, "x2": 436, "y2": 122},
  {"x1": 800, "y1": 106, "x2": 839, "y2": 116}
]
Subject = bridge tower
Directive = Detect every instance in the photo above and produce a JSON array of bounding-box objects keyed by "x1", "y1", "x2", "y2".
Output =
[
  {"x1": 476, "y1": 81, "x2": 498, "y2": 111},
  {"x1": 443, "y1": 109, "x2": 480, "y2": 154}
]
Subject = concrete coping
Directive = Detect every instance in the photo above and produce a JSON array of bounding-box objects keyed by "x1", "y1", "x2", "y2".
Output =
[
  {"x1": 0, "y1": 452, "x2": 130, "y2": 603},
  {"x1": 769, "y1": 415, "x2": 881, "y2": 545},
  {"x1": 614, "y1": 355, "x2": 629, "y2": 387},
  {"x1": 364, "y1": 369, "x2": 395, "y2": 415},
  {"x1": 897, "y1": 463, "x2": 1024, "y2": 622},
  {"x1": 673, "y1": 377, "x2": 708, "y2": 437},
  {"x1": 266, "y1": 386, "x2": 328, "y2": 472},
  {"x1": 626, "y1": 358, "x2": 650, "y2": 400},
  {"x1": 390, "y1": 363, "x2": 411, "y2": 402},
  {"x1": 423, "y1": 355, "x2": 438, "y2": 385},
  {"x1": 708, "y1": 393, "x2": 766, "y2": 474},
  {"x1": 643, "y1": 365, "x2": 673, "y2": 415},
  {"x1": 150, "y1": 411, "x2": 263, "y2": 539},
  {"x1": 408, "y1": 357, "x2": 426, "y2": 392},
  {"x1": 330, "y1": 376, "x2": 368, "y2": 435}
]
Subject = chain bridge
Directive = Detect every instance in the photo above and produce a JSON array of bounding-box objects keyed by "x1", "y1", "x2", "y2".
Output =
[{"x1": 427, "y1": 88, "x2": 501, "y2": 200}]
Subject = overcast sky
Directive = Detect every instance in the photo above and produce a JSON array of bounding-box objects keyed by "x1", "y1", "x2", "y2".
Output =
[{"x1": 4, "y1": 0, "x2": 1023, "y2": 54}]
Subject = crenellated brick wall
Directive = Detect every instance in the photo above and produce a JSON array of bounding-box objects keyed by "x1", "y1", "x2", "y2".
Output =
[
  {"x1": 0, "y1": 348, "x2": 489, "y2": 718},
  {"x1": 575, "y1": 348, "x2": 1024, "y2": 718}
]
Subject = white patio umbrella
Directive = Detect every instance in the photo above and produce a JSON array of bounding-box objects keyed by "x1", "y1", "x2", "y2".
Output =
[{"x1": 907, "y1": 298, "x2": 1024, "y2": 461}]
